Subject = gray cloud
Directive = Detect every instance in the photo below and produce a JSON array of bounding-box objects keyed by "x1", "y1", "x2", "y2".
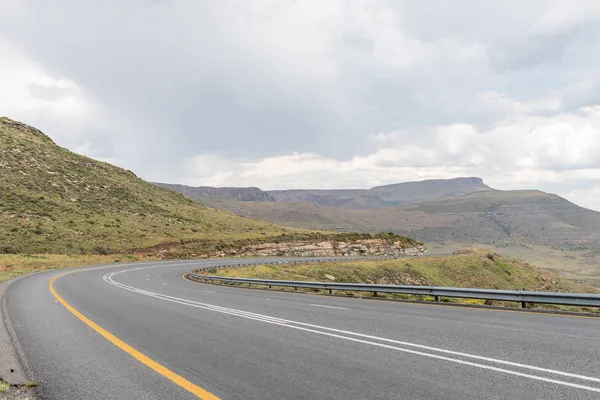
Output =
[
  {"x1": 26, "y1": 83, "x2": 77, "y2": 101},
  {"x1": 2, "y1": 1, "x2": 600, "y2": 209}
]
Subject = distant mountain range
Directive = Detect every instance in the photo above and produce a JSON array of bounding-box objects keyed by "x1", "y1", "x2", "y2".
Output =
[
  {"x1": 155, "y1": 177, "x2": 490, "y2": 209},
  {"x1": 156, "y1": 178, "x2": 600, "y2": 285},
  {"x1": 210, "y1": 188, "x2": 600, "y2": 248},
  {"x1": 268, "y1": 177, "x2": 490, "y2": 209},
  {"x1": 155, "y1": 177, "x2": 600, "y2": 249}
]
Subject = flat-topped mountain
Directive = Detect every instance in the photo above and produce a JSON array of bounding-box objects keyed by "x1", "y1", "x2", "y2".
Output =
[
  {"x1": 267, "y1": 177, "x2": 491, "y2": 209},
  {"x1": 367, "y1": 177, "x2": 491, "y2": 205},
  {"x1": 166, "y1": 177, "x2": 492, "y2": 209},
  {"x1": 161, "y1": 177, "x2": 600, "y2": 252}
]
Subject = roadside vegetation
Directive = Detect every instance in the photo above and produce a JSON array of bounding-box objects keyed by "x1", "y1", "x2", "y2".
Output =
[
  {"x1": 205, "y1": 249, "x2": 600, "y2": 312},
  {"x1": 0, "y1": 254, "x2": 155, "y2": 282},
  {"x1": 0, "y1": 380, "x2": 37, "y2": 400}
]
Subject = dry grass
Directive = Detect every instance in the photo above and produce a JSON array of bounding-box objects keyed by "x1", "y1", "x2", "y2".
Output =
[
  {"x1": 429, "y1": 242, "x2": 600, "y2": 287},
  {"x1": 207, "y1": 250, "x2": 600, "y2": 312},
  {"x1": 0, "y1": 254, "x2": 156, "y2": 282},
  {"x1": 214, "y1": 250, "x2": 597, "y2": 293}
]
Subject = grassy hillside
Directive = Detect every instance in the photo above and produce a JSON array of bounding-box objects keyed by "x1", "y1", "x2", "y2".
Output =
[
  {"x1": 210, "y1": 249, "x2": 600, "y2": 297},
  {"x1": 398, "y1": 190, "x2": 600, "y2": 249},
  {"x1": 214, "y1": 201, "x2": 364, "y2": 231},
  {"x1": 427, "y1": 242, "x2": 600, "y2": 288},
  {"x1": 0, "y1": 117, "x2": 307, "y2": 254}
]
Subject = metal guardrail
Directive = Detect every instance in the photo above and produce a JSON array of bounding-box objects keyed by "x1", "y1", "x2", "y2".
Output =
[{"x1": 188, "y1": 260, "x2": 600, "y2": 308}]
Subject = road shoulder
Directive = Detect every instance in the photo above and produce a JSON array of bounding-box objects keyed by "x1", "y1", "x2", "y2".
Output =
[{"x1": 0, "y1": 277, "x2": 33, "y2": 385}]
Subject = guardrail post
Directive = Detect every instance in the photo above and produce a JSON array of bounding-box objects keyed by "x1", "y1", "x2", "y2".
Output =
[
  {"x1": 328, "y1": 289, "x2": 332, "y2": 294},
  {"x1": 521, "y1": 301, "x2": 527, "y2": 308},
  {"x1": 373, "y1": 291, "x2": 378, "y2": 297},
  {"x1": 434, "y1": 295, "x2": 440, "y2": 302},
  {"x1": 268, "y1": 285, "x2": 272, "y2": 289},
  {"x1": 294, "y1": 286, "x2": 298, "y2": 291}
]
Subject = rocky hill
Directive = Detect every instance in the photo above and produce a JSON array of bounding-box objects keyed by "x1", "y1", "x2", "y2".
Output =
[
  {"x1": 154, "y1": 183, "x2": 274, "y2": 202},
  {"x1": 0, "y1": 117, "x2": 295, "y2": 254}
]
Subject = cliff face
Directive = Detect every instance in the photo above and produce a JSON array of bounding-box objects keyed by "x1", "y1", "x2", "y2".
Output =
[
  {"x1": 221, "y1": 239, "x2": 427, "y2": 258},
  {"x1": 154, "y1": 183, "x2": 275, "y2": 202}
]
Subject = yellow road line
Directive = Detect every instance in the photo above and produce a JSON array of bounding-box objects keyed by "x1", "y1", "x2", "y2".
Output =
[
  {"x1": 49, "y1": 271, "x2": 220, "y2": 400},
  {"x1": 183, "y1": 274, "x2": 600, "y2": 320}
]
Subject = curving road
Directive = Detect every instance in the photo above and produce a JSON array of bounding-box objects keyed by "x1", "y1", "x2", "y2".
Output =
[{"x1": 4, "y1": 259, "x2": 600, "y2": 399}]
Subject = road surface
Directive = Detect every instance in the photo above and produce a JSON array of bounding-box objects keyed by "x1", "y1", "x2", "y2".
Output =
[{"x1": 4, "y1": 259, "x2": 600, "y2": 399}]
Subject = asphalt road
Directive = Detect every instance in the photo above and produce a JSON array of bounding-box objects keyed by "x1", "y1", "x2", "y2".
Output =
[{"x1": 4, "y1": 258, "x2": 600, "y2": 399}]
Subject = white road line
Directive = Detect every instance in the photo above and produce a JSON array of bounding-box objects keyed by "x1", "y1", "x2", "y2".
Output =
[
  {"x1": 309, "y1": 304, "x2": 347, "y2": 310},
  {"x1": 102, "y1": 270, "x2": 600, "y2": 393},
  {"x1": 203, "y1": 290, "x2": 215, "y2": 293}
]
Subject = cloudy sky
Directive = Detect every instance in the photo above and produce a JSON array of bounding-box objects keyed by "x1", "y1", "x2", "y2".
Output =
[{"x1": 2, "y1": 1, "x2": 600, "y2": 210}]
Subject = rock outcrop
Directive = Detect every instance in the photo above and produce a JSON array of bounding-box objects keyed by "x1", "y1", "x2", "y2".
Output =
[{"x1": 224, "y1": 239, "x2": 427, "y2": 258}]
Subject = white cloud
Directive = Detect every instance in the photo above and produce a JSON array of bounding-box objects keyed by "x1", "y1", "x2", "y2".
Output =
[
  {"x1": 0, "y1": 39, "x2": 92, "y2": 128},
  {"x1": 0, "y1": 38, "x2": 121, "y2": 163},
  {"x1": 182, "y1": 105, "x2": 600, "y2": 210},
  {"x1": 565, "y1": 188, "x2": 600, "y2": 211},
  {"x1": 533, "y1": 0, "x2": 600, "y2": 34}
]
